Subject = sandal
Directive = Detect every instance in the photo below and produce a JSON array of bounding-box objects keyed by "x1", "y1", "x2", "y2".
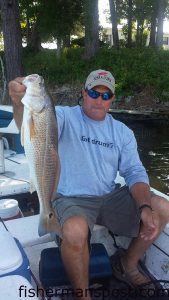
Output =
[{"x1": 112, "y1": 253, "x2": 156, "y2": 293}]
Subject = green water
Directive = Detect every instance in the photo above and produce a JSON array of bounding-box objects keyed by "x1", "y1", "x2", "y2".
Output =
[{"x1": 129, "y1": 123, "x2": 169, "y2": 196}]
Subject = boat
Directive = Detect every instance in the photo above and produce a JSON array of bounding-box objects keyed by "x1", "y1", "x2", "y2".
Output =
[{"x1": 0, "y1": 105, "x2": 169, "y2": 300}]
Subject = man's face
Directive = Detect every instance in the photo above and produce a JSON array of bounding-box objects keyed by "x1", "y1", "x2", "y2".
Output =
[{"x1": 82, "y1": 85, "x2": 115, "y2": 121}]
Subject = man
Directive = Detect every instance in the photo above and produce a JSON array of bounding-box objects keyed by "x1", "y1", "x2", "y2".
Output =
[{"x1": 9, "y1": 70, "x2": 169, "y2": 300}]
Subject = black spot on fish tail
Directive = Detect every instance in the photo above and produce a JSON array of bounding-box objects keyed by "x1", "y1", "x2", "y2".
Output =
[{"x1": 49, "y1": 213, "x2": 53, "y2": 219}]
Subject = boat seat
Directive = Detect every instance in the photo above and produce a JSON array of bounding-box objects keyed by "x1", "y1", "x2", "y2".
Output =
[
  {"x1": 1, "y1": 215, "x2": 53, "y2": 247},
  {"x1": 1, "y1": 214, "x2": 110, "y2": 248},
  {"x1": 39, "y1": 243, "x2": 112, "y2": 288}
]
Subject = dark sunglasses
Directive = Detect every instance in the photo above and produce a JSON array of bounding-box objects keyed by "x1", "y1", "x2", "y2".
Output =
[{"x1": 87, "y1": 89, "x2": 114, "y2": 101}]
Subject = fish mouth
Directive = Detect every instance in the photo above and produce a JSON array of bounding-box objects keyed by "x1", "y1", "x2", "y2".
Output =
[{"x1": 23, "y1": 74, "x2": 44, "y2": 86}]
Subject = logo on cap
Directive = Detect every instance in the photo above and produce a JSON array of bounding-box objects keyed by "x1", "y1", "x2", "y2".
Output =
[{"x1": 98, "y1": 72, "x2": 108, "y2": 76}]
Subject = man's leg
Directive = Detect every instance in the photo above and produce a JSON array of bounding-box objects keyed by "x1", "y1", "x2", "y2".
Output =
[
  {"x1": 121, "y1": 195, "x2": 169, "y2": 285},
  {"x1": 60, "y1": 215, "x2": 91, "y2": 300}
]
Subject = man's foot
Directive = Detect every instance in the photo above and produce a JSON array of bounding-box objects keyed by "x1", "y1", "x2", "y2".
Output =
[{"x1": 112, "y1": 253, "x2": 156, "y2": 292}]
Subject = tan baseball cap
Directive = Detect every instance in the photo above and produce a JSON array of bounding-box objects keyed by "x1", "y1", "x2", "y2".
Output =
[{"x1": 85, "y1": 69, "x2": 115, "y2": 93}]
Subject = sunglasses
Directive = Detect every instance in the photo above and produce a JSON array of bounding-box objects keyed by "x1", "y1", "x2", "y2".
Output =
[{"x1": 87, "y1": 89, "x2": 114, "y2": 101}]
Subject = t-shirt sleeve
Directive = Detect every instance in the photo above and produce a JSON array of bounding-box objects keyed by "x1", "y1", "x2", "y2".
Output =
[
  {"x1": 55, "y1": 106, "x2": 65, "y2": 139},
  {"x1": 119, "y1": 128, "x2": 149, "y2": 189}
]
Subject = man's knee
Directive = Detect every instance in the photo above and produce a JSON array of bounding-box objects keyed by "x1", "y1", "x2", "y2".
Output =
[
  {"x1": 62, "y1": 215, "x2": 89, "y2": 250},
  {"x1": 151, "y1": 194, "x2": 169, "y2": 224}
]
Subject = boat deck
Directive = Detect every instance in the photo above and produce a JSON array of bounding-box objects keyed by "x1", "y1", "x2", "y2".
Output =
[
  {"x1": 23, "y1": 241, "x2": 169, "y2": 300},
  {"x1": 2, "y1": 215, "x2": 168, "y2": 300},
  {"x1": 1, "y1": 155, "x2": 169, "y2": 299}
]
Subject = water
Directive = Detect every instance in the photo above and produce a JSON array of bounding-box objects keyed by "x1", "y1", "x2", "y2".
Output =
[{"x1": 129, "y1": 123, "x2": 169, "y2": 196}]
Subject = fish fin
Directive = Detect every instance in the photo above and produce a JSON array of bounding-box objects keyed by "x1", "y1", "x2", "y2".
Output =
[
  {"x1": 21, "y1": 125, "x2": 24, "y2": 146},
  {"x1": 29, "y1": 179, "x2": 36, "y2": 193},
  {"x1": 29, "y1": 117, "x2": 36, "y2": 140}
]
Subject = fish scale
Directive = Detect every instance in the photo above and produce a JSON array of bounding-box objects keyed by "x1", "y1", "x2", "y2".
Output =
[{"x1": 21, "y1": 74, "x2": 61, "y2": 236}]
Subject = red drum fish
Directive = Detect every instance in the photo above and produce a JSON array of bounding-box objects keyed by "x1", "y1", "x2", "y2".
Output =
[{"x1": 21, "y1": 74, "x2": 61, "y2": 236}]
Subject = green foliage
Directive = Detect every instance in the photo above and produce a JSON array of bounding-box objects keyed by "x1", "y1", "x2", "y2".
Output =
[
  {"x1": 71, "y1": 37, "x2": 85, "y2": 47},
  {"x1": 19, "y1": 0, "x2": 40, "y2": 38},
  {"x1": 38, "y1": 0, "x2": 84, "y2": 42},
  {"x1": 19, "y1": 0, "x2": 84, "y2": 46},
  {"x1": 23, "y1": 47, "x2": 169, "y2": 101},
  {"x1": 71, "y1": 37, "x2": 106, "y2": 48}
]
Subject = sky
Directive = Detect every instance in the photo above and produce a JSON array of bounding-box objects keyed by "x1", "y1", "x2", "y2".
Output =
[
  {"x1": 98, "y1": 0, "x2": 169, "y2": 33},
  {"x1": 98, "y1": 0, "x2": 110, "y2": 27}
]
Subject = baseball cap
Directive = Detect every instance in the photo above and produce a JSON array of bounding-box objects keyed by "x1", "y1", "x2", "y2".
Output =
[{"x1": 85, "y1": 69, "x2": 115, "y2": 94}]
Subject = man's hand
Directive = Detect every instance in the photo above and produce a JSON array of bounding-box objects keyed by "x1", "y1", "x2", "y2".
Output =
[
  {"x1": 8, "y1": 77, "x2": 26, "y2": 106},
  {"x1": 139, "y1": 209, "x2": 159, "y2": 241},
  {"x1": 8, "y1": 77, "x2": 26, "y2": 130}
]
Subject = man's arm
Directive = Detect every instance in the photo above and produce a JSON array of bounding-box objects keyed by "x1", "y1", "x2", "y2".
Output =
[
  {"x1": 130, "y1": 182, "x2": 159, "y2": 241},
  {"x1": 118, "y1": 128, "x2": 158, "y2": 241},
  {"x1": 8, "y1": 77, "x2": 26, "y2": 130},
  {"x1": 130, "y1": 182, "x2": 151, "y2": 208}
]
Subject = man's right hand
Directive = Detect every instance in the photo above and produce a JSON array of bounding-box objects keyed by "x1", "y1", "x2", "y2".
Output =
[
  {"x1": 8, "y1": 77, "x2": 26, "y2": 130},
  {"x1": 8, "y1": 77, "x2": 26, "y2": 106}
]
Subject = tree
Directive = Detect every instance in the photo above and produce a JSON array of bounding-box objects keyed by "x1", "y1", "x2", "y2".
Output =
[
  {"x1": 84, "y1": 0, "x2": 99, "y2": 60},
  {"x1": 134, "y1": 0, "x2": 146, "y2": 47},
  {"x1": 127, "y1": 0, "x2": 133, "y2": 47},
  {"x1": 149, "y1": 0, "x2": 158, "y2": 47},
  {"x1": 38, "y1": 0, "x2": 83, "y2": 57},
  {"x1": 109, "y1": 0, "x2": 119, "y2": 48},
  {"x1": 156, "y1": 0, "x2": 167, "y2": 48},
  {"x1": 19, "y1": 0, "x2": 84, "y2": 55},
  {"x1": 19, "y1": 0, "x2": 42, "y2": 51},
  {"x1": 0, "y1": 0, "x2": 24, "y2": 82}
]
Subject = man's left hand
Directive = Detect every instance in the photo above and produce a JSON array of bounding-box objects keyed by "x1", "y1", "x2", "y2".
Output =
[{"x1": 139, "y1": 209, "x2": 159, "y2": 241}]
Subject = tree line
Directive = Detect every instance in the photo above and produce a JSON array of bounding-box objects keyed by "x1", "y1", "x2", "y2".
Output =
[
  {"x1": 109, "y1": 0, "x2": 169, "y2": 48},
  {"x1": 0, "y1": 0, "x2": 168, "y2": 82}
]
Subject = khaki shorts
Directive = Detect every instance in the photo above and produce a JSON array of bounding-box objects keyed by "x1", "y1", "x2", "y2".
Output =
[{"x1": 52, "y1": 186, "x2": 141, "y2": 238}]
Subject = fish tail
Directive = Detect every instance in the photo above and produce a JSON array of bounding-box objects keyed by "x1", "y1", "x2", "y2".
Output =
[{"x1": 38, "y1": 209, "x2": 61, "y2": 236}]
